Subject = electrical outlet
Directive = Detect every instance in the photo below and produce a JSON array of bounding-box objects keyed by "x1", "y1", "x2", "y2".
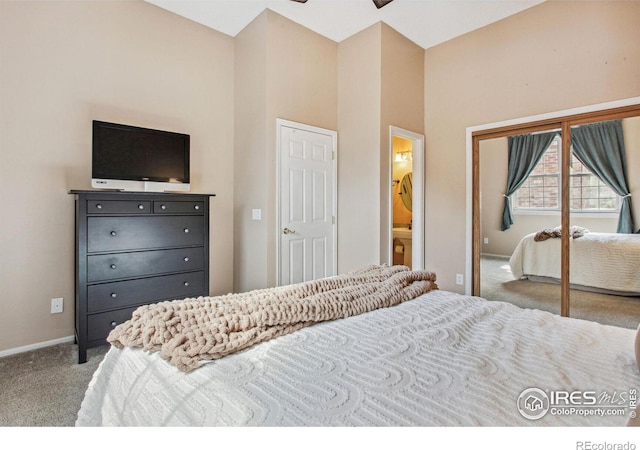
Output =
[
  {"x1": 51, "y1": 297, "x2": 63, "y2": 314},
  {"x1": 455, "y1": 274, "x2": 464, "y2": 285},
  {"x1": 483, "y1": 237, "x2": 489, "y2": 244},
  {"x1": 251, "y1": 209, "x2": 262, "y2": 221}
]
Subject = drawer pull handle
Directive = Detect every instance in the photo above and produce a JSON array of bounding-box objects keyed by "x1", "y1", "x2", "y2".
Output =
[
  {"x1": 110, "y1": 321, "x2": 117, "y2": 327},
  {"x1": 184, "y1": 282, "x2": 190, "y2": 287},
  {"x1": 161, "y1": 204, "x2": 167, "y2": 210},
  {"x1": 96, "y1": 204, "x2": 103, "y2": 210},
  {"x1": 110, "y1": 231, "x2": 117, "y2": 236},
  {"x1": 110, "y1": 264, "x2": 117, "y2": 269},
  {"x1": 184, "y1": 228, "x2": 190, "y2": 233},
  {"x1": 138, "y1": 204, "x2": 145, "y2": 210},
  {"x1": 111, "y1": 293, "x2": 117, "y2": 298},
  {"x1": 183, "y1": 257, "x2": 190, "y2": 262},
  {"x1": 194, "y1": 205, "x2": 200, "y2": 210}
]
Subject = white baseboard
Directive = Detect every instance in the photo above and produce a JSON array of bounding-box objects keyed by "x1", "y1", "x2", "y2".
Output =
[
  {"x1": 0, "y1": 335, "x2": 75, "y2": 359},
  {"x1": 480, "y1": 253, "x2": 511, "y2": 259}
]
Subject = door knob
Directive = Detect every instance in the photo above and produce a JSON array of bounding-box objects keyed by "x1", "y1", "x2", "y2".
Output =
[{"x1": 283, "y1": 227, "x2": 296, "y2": 235}]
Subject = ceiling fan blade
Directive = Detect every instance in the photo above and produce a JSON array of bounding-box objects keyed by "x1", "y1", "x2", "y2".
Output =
[
  {"x1": 373, "y1": 0, "x2": 394, "y2": 8},
  {"x1": 290, "y1": 0, "x2": 393, "y2": 8}
]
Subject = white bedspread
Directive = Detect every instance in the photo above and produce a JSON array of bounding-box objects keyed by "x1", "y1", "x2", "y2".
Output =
[
  {"x1": 509, "y1": 232, "x2": 640, "y2": 294},
  {"x1": 76, "y1": 290, "x2": 639, "y2": 426}
]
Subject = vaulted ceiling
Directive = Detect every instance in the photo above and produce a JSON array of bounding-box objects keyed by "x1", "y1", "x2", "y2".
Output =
[{"x1": 146, "y1": 0, "x2": 545, "y2": 49}]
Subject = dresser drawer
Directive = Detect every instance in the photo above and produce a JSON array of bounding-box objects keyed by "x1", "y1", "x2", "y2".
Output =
[
  {"x1": 87, "y1": 306, "x2": 138, "y2": 342},
  {"x1": 87, "y1": 247, "x2": 204, "y2": 282},
  {"x1": 87, "y1": 215, "x2": 204, "y2": 252},
  {"x1": 72, "y1": 191, "x2": 213, "y2": 363},
  {"x1": 87, "y1": 271, "x2": 206, "y2": 312},
  {"x1": 154, "y1": 200, "x2": 205, "y2": 214},
  {"x1": 88, "y1": 200, "x2": 152, "y2": 214}
]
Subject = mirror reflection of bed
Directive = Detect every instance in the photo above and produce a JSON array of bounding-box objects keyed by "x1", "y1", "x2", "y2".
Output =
[{"x1": 478, "y1": 115, "x2": 640, "y2": 329}]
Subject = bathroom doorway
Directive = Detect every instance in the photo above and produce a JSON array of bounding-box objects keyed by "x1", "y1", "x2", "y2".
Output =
[{"x1": 388, "y1": 126, "x2": 424, "y2": 270}]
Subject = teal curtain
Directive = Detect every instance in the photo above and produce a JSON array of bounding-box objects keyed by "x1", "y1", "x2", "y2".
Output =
[
  {"x1": 571, "y1": 120, "x2": 634, "y2": 233},
  {"x1": 502, "y1": 131, "x2": 559, "y2": 231}
]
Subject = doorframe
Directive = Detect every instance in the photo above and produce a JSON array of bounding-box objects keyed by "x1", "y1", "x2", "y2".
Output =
[
  {"x1": 275, "y1": 118, "x2": 338, "y2": 286},
  {"x1": 465, "y1": 96, "x2": 640, "y2": 301},
  {"x1": 388, "y1": 126, "x2": 425, "y2": 269}
]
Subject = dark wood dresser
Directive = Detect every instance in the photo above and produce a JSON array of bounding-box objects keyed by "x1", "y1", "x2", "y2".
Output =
[{"x1": 69, "y1": 190, "x2": 214, "y2": 363}]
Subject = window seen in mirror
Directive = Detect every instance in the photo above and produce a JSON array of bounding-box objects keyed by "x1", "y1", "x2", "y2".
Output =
[{"x1": 515, "y1": 136, "x2": 619, "y2": 212}]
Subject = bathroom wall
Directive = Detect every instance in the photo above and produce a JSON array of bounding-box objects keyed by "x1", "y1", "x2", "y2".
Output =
[{"x1": 392, "y1": 136, "x2": 413, "y2": 227}]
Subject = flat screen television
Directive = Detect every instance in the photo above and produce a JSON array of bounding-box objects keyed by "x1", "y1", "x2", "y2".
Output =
[{"x1": 91, "y1": 120, "x2": 190, "y2": 192}]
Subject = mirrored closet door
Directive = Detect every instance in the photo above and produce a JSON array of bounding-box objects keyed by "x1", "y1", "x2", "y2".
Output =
[
  {"x1": 473, "y1": 102, "x2": 640, "y2": 328},
  {"x1": 478, "y1": 131, "x2": 561, "y2": 314}
]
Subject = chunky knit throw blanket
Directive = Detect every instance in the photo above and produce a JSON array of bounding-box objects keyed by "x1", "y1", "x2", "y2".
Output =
[{"x1": 107, "y1": 265, "x2": 438, "y2": 372}]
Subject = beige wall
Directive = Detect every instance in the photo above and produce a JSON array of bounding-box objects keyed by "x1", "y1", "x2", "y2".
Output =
[
  {"x1": 424, "y1": 0, "x2": 640, "y2": 292},
  {"x1": 234, "y1": 13, "x2": 269, "y2": 292},
  {"x1": 234, "y1": 10, "x2": 338, "y2": 291},
  {"x1": 265, "y1": 12, "x2": 338, "y2": 287},
  {"x1": 234, "y1": 15, "x2": 423, "y2": 289},
  {"x1": 379, "y1": 24, "x2": 425, "y2": 264},
  {"x1": 337, "y1": 23, "x2": 424, "y2": 273},
  {"x1": 0, "y1": 1, "x2": 235, "y2": 352},
  {"x1": 4, "y1": 0, "x2": 638, "y2": 354},
  {"x1": 337, "y1": 25, "x2": 383, "y2": 272}
]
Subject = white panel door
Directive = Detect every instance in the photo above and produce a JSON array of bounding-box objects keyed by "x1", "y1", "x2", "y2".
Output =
[{"x1": 278, "y1": 121, "x2": 337, "y2": 286}]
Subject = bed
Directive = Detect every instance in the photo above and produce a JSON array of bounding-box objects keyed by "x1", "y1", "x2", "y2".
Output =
[
  {"x1": 75, "y1": 265, "x2": 639, "y2": 427},
  {"x1": 509, "y1": 231, "x2": 640, "y2": 296}
]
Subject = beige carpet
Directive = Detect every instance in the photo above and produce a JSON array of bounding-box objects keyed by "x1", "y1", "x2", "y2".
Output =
[
  {"x1": 0, "y1": 342, "x2": 108, "y2": 427},
  {"x1": 480, "y1": 255, "x2": 640, "y2": 330}
]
